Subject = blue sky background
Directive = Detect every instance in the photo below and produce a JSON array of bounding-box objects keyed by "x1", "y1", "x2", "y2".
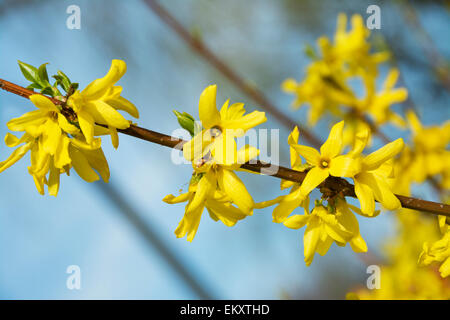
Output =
[{"x1": 0, "y1": 0, "x2": 448, "y2": 299}]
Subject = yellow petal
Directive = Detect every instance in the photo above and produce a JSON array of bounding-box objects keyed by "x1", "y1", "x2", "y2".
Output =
[
  {"x1": 354, "y1": 175, "x2": 376, "y2": 216},
  {"x1": 363, "y1": 138, "x2": 404, "y2": 170},
  {"x1": 7, "y1": 110, "x2": 46, "y2": 132},
  {"x1": 206, "y1": 198, "x2": 247, "y2": 226},
  {"x1": 89, "y1": 100, "x2": 130, "y2": 129},
  {"x1": 320, "y1": 121, "x2": 344, "y2": 159},
  {"x1": 272, "y1": 186, "x2": 305, "y2": 223},
  {"x1": 222, "y1": 111, "x2": 267, "y2": 132},
  {"x1": 109, "y1": 127, "x2": 119, "y2": 149},
  {"x1": 163, "y1": 192, "x2": 190, "y2": 204},
  {"x1": 371, "y1": 174, "x2": 401, "y2": 211},
  {"x1": 42, "y1": 119, "x2": 61, "y2": 155},
  {"x1": 198, "y1": 85, "x2": 220, "y2": 129},
  {"x1": 280, "y1": 179, "x2": 294, "y2": 190},
  {"x1": 304, "y1": 217, "x2": 321, "y2": 266},
  {"x1": 383, "y1": 68, "x2": 399, "y2": 89},
  {"x1": 48, "y1": 161, "x2": 60, "y2": 197},
  {"x1": 316, "y1": 236, "x2": 333, "y2": 256},
  {"x1": 291, "y1": 144, "x2": 321, "y2": 166},
  {"x1": 0, "y1": 142, "x2": 33, "y2": 173},
  {"x1": 219, "y1": 99, "x2": 230, "y2": 119},
  {"x1": 4, "y1": 133, "x2": 31, "y2": 147},
  {"x1": 406, "y1": 109, "x2": 422, "y2": 134},
  {"x1": 69, "y1": 146, "x2": 100, "y2": 182},
  {"x1": 174, "y1": 194, "x2": 204, "y2": 242},
  {"x1": 350, "y1": 127, "x2": 369, "y2": 156},
  {"x1": 81, "y1": 147, "x2": 110, "y2": 183},
  {"x1": 281, "y1": 78, "x2": 298, "y2": 92},
  {"x1": 32, "y1": 173, "x2": 45, "y2": 195},
  {"x1": 350, "y1": 234, "x2": 368, "y2": 253},
  {"x1": 283, "y1": 214, "x2": 309, "y2": 229},
  {"x1": 212, "y1": 134, "x2": 238, "y2": 166},
  {"x1": 70, "y1": 136, "x2": 102, "y2": 150},
  {"x1": 29, "y1": 94, "x2": 59, "y2": 112},
  {"x1": 329, "y1": 155, "x2": 361, "y2": 177},
  {"x1": 439, "y1": 257, "x2": 450, "y2": 278},
  {"x1": 254, "y1": 196, "x2": 284, "y2": 209},
  {"x1": 299, "y1": 167, "x2": 329, "y2": 197},
  {"x1": 82, "y1": 59, "x2": 127, "y2": 99},
  {"x1": 288, "y1": 127, "x2": 302, "y2": 169},
  {"x1": 221, "y1": 102, "x2": 245, "y2": 120},
  {"x1": 106, "y1": 96, "x2": 139, "y2": 118},
  {"x1": 217, "y1": 168, "x2": 254, "y2": 214},
  {"x1": 182, "y1": 129, "x2": 213, "y2": 162},
  {"x1": 186, "y1": 172, "x2": 213, "y2": 214},
  {"x1": 78, "y1": 110, "x2": 95, "y2": 144},
  {"x1": 325, "y1": 224, "x2": 351, "y2": 243},
  {"x1": 58, "y1": 114, "x2": 79, "y2": 135},
  {"x1": 54, "y1": 135, "x2": 71, "y2": 168},
  {"x1": 236, "y1": 145, "x2": 259, "y2": 165}
]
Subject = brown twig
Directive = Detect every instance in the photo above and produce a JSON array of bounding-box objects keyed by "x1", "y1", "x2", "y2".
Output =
[
  {"x1": 1, "y1": 78, "x2": 449, "y2": 217},
  {"x1": 143, "y1": 0, "x2": 322, "y2": 149}
]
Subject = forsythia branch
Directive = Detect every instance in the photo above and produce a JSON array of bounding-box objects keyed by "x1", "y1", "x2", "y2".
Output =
[{"x1": 1, "y1": 78, "x2": 449, "y2": 217}]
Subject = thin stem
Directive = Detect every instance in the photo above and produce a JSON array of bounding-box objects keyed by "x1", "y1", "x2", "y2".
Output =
[
  {"x1": 397, "y1": 0, "x2": 450, "y2": 91},
  {"x1": 143, "y1": 0, "x2": 322, "y2": 149},
  {"x1": 0, "y1": 78, "x2": 449, "y2": 217}
]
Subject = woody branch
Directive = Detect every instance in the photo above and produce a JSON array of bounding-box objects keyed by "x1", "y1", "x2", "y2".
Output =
[{"x1": 0, "y1": 78, "x2": 449, "y2": 217}]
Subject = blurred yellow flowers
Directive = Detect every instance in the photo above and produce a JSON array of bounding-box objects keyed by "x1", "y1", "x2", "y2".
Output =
[{"x1": 282, "y1": 13, "x2": 406, "y2": 137}]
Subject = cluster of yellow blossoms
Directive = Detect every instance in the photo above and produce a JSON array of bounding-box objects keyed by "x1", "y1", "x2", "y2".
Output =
[
  {"x1": 255, "y1": 121, "x2": 403, "y2": 265},
  {"x1": 164, "y1": 84, "x2": 406, "y2": 271},
  {"x1": 0, "y1": 59, "x2": 138, "y2": 195},
  {"x1": 282, "y1": 14, "x2": 407, "y2": 148},
  {"x1": 164, "y1": 85, "x2": 267, "y2": 241},
  {"x1": 278, "y1": 11, "x2": 449, "y2": 296},
  {"x1": 349, "y1": 211, "x2": 450, "y2": 299},
  {"x1": 1, "y1": 11, "x2": 448, "y2": 299}
]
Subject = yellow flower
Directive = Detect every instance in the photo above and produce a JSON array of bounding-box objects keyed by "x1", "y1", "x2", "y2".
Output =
[
  {"x1": 419, "y1": 230, "x2": 450, "y2": 278},
  {"x1": 358, "y1": 68, "x2": 407, "y2": 127},
  {"x1": 349, "y1": 209, "x2": 450, "y2": 299},
  {"x1": 0, "y1": 95, "x2": 109, "y2": 196},
  {"x1": 350, "y1": 128, "x2": 404, "y2": 216},
  {"x1": 68, "y1": 59, "x2": 139, "y2": 148},
  {"x1": 333, "y1": 14, "x2": 389, "y2": 76},
  {"x1": 283, "y1": 197, "x2": 367, "y2": 266},
  {"x1": 404, "y1": 110, "x2": 450, "y2": 184},
  {"x1": 289, "y1": 121, "x2": 361, "y2": 198},
  {"x1": 164, "y1": 144, "x2": 258, "y2": 241},
  {"x1": 255, "y1": 126, "x2": 310, "y2": 223},
  {"x1": 282, "y1": 13, "x2": 393, "y2": 126},
  {"x1": 183, "y1": 85, "x2": 266, "y2": 165}
]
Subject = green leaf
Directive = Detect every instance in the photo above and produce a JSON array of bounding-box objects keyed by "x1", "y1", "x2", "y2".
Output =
[
  {"x1": 41, "y1": 87, "x2": 55, "y2": 96},
  {"x1": 57, "y1": 70, "x2": 72, "y2": 92},
  {"x1": 70, "y1": 83, "x2": 79, "y2": 90},
  {"x1": 26, "y1": 83, "x2": 42, "y2": 90},
  {"x1": 173, "y1": 110, "x2": 196, "y2": 136},
  {"x1": 18, "y1": 60, "x2": 39, "y2": 83},
  {"x1": 38, "y1": 63, "x2": 50, "y2": 83}
]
